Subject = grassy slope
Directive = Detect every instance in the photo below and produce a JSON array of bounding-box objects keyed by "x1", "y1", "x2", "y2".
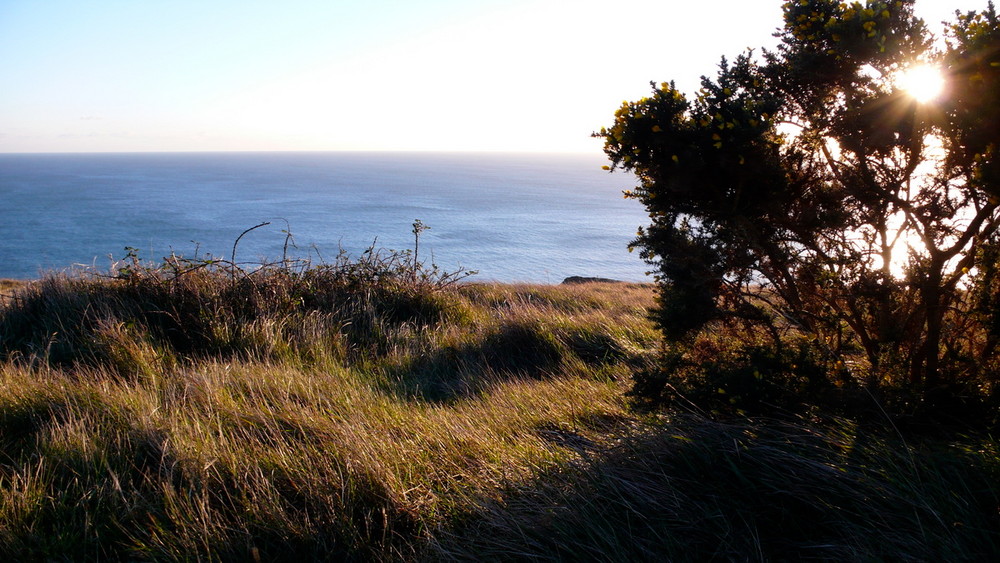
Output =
[{"x1": 0, "y1": 274, "x2": 998, "y2": 560}]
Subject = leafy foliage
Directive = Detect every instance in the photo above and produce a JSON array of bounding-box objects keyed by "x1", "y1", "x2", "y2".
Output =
[{"x1": 599, "y1": 1, "x2": 1000, "y2": 405}]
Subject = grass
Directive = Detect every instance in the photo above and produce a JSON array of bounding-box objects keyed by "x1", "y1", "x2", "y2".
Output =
[
  {"x1": 0, "y1": 279, "x2": 26, "y2": 307},
  {"x1": 434, "y1": 416, "x2": 1000, "y2": 560},
  {"x1": 0, "y1": 257, "x2": 998, "y2": 560}
]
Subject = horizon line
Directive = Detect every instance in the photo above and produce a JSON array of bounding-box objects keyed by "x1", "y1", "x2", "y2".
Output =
[{"x1": 0, "y1": 148, "x2": 605, "y2": 156}]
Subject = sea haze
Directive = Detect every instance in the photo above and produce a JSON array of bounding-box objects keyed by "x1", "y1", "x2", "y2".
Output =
[{"x1": 0, "y1": 152, "x2": 649, "y2": 283}]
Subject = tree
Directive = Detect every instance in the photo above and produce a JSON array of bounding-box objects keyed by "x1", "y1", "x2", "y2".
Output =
[{"x1": 599, "y1": 0, "x2": 1000, "y2": 398}]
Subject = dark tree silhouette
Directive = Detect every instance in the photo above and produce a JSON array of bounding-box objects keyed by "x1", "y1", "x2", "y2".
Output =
[{"x1": 599, "y1": 1, "x2": 1000, "y2": 398}]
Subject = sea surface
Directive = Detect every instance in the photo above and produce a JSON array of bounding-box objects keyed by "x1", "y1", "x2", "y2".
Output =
[{"x1": 0, "y1": 152, "x2": 649, "y2": 283}]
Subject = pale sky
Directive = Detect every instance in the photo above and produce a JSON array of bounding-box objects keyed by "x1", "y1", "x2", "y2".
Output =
[{"x1": 0, "y1": 0, "x2": 984, "y2": 153}]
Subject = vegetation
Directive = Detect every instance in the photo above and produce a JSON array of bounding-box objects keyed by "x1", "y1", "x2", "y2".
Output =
[
  {"x1": 1, "y1": 244, "x2": 999, "y2": 559},
  {"x1": 0, "y1": 245, "x2": 653, "y2": 559},
  {"x1": 598, "y1": 0, "x2": 1000, "y2": 410},
  {"x1": 4, "y1": 1, "x2": 1000, "y2": 556}
]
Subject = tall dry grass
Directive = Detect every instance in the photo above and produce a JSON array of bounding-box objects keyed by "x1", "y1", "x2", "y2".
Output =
[
  {"x1": 434, "y1": 415, "x2": 1000, "y2": 560},
  {"x1": 0, "y1": 258, "x2": 660, "y2": 559},
  {"x1": 1, "y1": 259, "x2": 998, "y2": 560}
]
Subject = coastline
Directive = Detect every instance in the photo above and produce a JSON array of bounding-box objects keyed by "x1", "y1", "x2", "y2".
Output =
[{"x1": 0, "y1": 152, "x2": 647, "y2": 283}]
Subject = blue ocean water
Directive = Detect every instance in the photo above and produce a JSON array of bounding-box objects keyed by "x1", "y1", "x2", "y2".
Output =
[{"x1": 0, "y1": 152, "x2": 649, "y2": 283}]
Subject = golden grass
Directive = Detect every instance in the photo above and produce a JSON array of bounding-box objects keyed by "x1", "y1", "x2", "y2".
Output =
[
  {"x1": 2, "y1": 274, "x2": 998, "y2": 560},
  {"x1": 0, "y1": 278, "x2": 659, "y2": 559},
  {"x1": 0, "y1": 278, "x2": 27, "y2": 306}
]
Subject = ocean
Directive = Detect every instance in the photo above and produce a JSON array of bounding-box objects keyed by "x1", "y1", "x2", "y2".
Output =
[{"x1": 0, "y1": 152, "x2": 649, "y2": 283}]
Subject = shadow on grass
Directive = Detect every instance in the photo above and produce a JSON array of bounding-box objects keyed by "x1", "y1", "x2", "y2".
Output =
[
  {"x1": 380, "y1": 320, "x2": 640, "y2": 402},
  {"x1": 431, "y1": 416, "x2": 1000, "y2": 561}
]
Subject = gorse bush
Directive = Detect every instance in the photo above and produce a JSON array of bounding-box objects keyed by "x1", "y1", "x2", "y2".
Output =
[
  {"x1": 632, "y1": 338, "x2": 844, "y2": 419},
  {"x1": 599, "y1": 0, "x2": 1000, "y2": 416}
]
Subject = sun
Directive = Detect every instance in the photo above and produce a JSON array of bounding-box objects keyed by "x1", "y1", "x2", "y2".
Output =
[{"x1": 896, "y1": 64, "x2": 945, "y2": 103}]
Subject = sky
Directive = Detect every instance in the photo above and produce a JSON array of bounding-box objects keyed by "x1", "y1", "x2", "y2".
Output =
[{"x1": 0, "y1": 0, "x2": 987, "y2": 154}]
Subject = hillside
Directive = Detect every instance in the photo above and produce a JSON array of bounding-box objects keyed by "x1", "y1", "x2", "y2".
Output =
[{"x1": 0, "y1": 266, "x2": 998, "y2": 560}]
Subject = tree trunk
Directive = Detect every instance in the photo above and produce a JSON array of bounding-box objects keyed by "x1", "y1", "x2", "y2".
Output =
[{"x1": 911, "y1": 269, "x2": 944, "y2": 386}]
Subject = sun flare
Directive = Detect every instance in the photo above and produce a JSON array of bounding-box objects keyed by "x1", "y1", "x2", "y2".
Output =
[{"x1": 897, "y1": 64, "x2": 945, "y2": 103}]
